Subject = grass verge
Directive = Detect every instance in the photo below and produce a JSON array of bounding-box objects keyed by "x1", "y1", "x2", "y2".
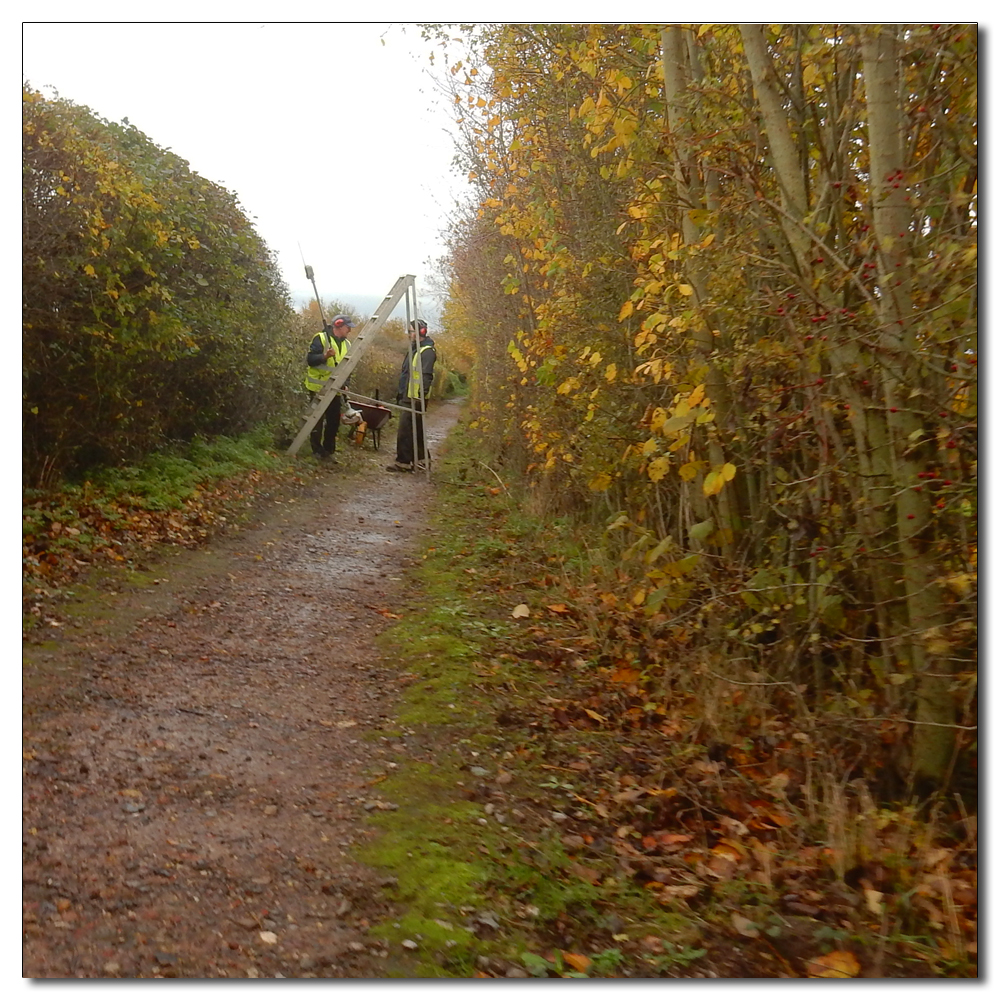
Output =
[
  {"x1": 356, "y1": 413, "x2": 976, "y2": 980},
  {"x1": 355, "y1": 417, "x2": 714, "y2": 979}
]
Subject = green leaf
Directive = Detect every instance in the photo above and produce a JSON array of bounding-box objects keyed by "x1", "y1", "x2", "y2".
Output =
[
  {"x1": 689, "y1": 519, "x2": 715, "y2": 542},
  {"x1": 520, "y1": 952, "x2": 551, "y2": 977}
]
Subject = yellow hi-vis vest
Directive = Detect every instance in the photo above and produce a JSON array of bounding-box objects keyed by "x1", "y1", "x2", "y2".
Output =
[
  {"x1": 304, "y1": 331, "x2": 350, "y2": 392},
  {"x1": 406, "y1": 343, "x2": 433, "y2": 399}
]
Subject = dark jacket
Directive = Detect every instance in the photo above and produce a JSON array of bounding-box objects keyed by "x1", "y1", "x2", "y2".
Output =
[{"x1": 396, "y1": 335, "x2": 436, "y2": 403}]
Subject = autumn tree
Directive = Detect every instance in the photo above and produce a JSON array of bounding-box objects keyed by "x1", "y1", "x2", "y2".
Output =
[{"x1": 439, "y1": 25, "x2": 976, "y2": 793}]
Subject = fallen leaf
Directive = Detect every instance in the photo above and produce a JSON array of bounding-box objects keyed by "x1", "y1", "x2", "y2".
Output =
[
  {"x1": 731, "y1": 913, "x2": 759, "y2": 938},
  {"x1": 656, "y1": 884, "x2": 701, "y2": 901},
  {"x1": 511, "y1": 604, "x2": 530, "y2": 619},
  {"x1": 568, "y1": 862, "x2": 601, "y2": 885},
  {"x1": 719, "y1": 815, "x2": 750, "y2": 838},
  {"x1": 864, "y1": 888, "x2": 884, "y2": 915},
  {"x1": 806, "y1": 950, "x2": 861, "y2": 978},
  {"x1": 336, "y1": 720, "x2": 358, "y2": 728},
  {"x1": 658, "y1": 832, "x2": 693, "y2": 846},
  {"x1": 611, "y1": 665, "x2": 641, "y2": 684},
  {"x1": 259, "y1": 931, "x2": 278, "y2": 945},
  {"x1": 547, "y1": 603, "x2": 571, "y2": 614},
  {"x1": 561, "y1": 952, "x2": 591, "y2": 973}
]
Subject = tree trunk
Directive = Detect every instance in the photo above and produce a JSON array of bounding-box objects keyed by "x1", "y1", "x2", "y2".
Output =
[{"x1": 861, "y1": 24, "x2": 955, "y2": 785}]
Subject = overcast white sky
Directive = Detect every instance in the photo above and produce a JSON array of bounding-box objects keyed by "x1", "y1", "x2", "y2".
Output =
[{"x1": 22, "y1": 20, "x2": 469, "y2": 321}]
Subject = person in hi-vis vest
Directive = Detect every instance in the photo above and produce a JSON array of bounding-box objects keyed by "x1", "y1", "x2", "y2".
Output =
[
  {"x1": 387, "y1": 319, "x2": 436, "y2": 472},
  {"x1": 304, "y1": 314, "x2": 353, "y2": 460}
]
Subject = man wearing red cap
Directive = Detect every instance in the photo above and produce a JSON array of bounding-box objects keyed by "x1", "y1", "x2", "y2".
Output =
[{"x1": 304, "y1": 314, "x2": 353, "y2": 461}]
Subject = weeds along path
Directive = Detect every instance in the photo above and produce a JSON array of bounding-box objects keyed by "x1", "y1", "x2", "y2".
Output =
[{"x1": 22, "y1": 400, "x2": 464, "y2": 979}]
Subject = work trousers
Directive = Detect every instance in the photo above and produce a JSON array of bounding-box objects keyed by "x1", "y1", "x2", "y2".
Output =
[
  {"x1": 309, "y1": 391, "x2": 342, "y2": 456},
  {"x1": 395, "y1": 400, "x2": 428, "y2": 466}
]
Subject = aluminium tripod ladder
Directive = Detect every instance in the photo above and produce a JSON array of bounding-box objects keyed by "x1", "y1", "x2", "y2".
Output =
[{"x1": 287, "y1": 274, "x2": 418, "y2": 458}]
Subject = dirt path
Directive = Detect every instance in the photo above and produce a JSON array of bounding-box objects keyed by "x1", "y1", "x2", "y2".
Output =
[{"x1": 23, "y1": 400, "x2": 464, "y2": 979}]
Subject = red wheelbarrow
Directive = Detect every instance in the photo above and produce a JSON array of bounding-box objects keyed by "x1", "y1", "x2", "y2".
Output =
[{"x1": 344, "y1": 400, "x2": 393, "y2": 451}]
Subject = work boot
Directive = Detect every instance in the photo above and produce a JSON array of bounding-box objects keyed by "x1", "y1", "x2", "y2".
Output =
[{"x1": 386, "y1": 461, "x2": 412, "y2": 472}]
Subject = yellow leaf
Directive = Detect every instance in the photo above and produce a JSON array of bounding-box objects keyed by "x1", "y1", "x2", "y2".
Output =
[
  {"x1": 511, "y1": 604, "x2": 530, "y2": 619},
  {"x1": 679, "y1": 462, "x2": 700, "y2": 482},
  {"x1": 942, "y1": 572, "x2": 975, "y2": 598},
  {"x1": 605, "y1": 363, "x2": 617, "y2": 383},
  {"x1": 650, "y1": 408, "x2": 667, "y2": 433},
  {"x1": 722, "y1": 462, "x2": 737, "y2": 482},
  {"x1": 618, "y1": 300, "x2": 634, "y2": 320},
  {"x1": 83, "y1": 264, "x2": 96, "y2": 277},
  {"x1": 583, "y1": 709, "x2": 606, "y2": 724},
  {"x1": 806, "y1": 951, "x2": 860, "y2": 979},
  {"x1": 677, "y1": 283, "x2": 694, "y2": 296},
  {"x1": 647, "y1": 456, "x2": 670, "y2": 482},
  {"x1": 589, "y1": 472, "x2": 612, "y2": 491},
  {"x1": 703, "y1": 470, "x2": 723, "y2": 496},
  {"x1": 688, "y1": 383, "x2": 706, "y2": 407},
  {"x1": 631, "y1": 588, "x2": 646, "y2": 606}
]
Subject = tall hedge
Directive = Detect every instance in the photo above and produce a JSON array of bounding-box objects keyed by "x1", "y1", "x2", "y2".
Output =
[{"x1": 23, "y1": 87, "x2": 301, "y2": 485}]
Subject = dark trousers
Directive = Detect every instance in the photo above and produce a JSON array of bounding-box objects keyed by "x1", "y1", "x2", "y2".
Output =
[
  {"x1": 309, "y1": 392, "x2": 342, "y2": 456},
  {"x1": 395, "y1": 400, "x2": 427, "y2": 465}
]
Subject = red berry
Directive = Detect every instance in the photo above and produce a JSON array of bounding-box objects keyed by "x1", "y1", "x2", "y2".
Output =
[
  {"x1": 890, "y1": 407, "x2": 898, "y2": 413},
  {"x1": 947, "y1": 440, "x2": 957, "y2": 448},
  {"x1": 907, "y1": 514, "x2": 916, "y2": 519},
  {"x1": 913, "y1": 486, "x2": 922, "y2": 492},
  {"x1": 943, "y1": 480, "x2": 952, "y2": 486}
]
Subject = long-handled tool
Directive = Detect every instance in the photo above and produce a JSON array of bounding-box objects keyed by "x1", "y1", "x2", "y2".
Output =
[{"x1": 298, "y1": 243, "x2": 327, "y2": 328}]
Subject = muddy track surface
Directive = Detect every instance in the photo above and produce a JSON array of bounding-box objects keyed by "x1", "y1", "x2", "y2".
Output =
[{"x1": 23, "y1": 400, "x2": 463, "y2": 979}]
